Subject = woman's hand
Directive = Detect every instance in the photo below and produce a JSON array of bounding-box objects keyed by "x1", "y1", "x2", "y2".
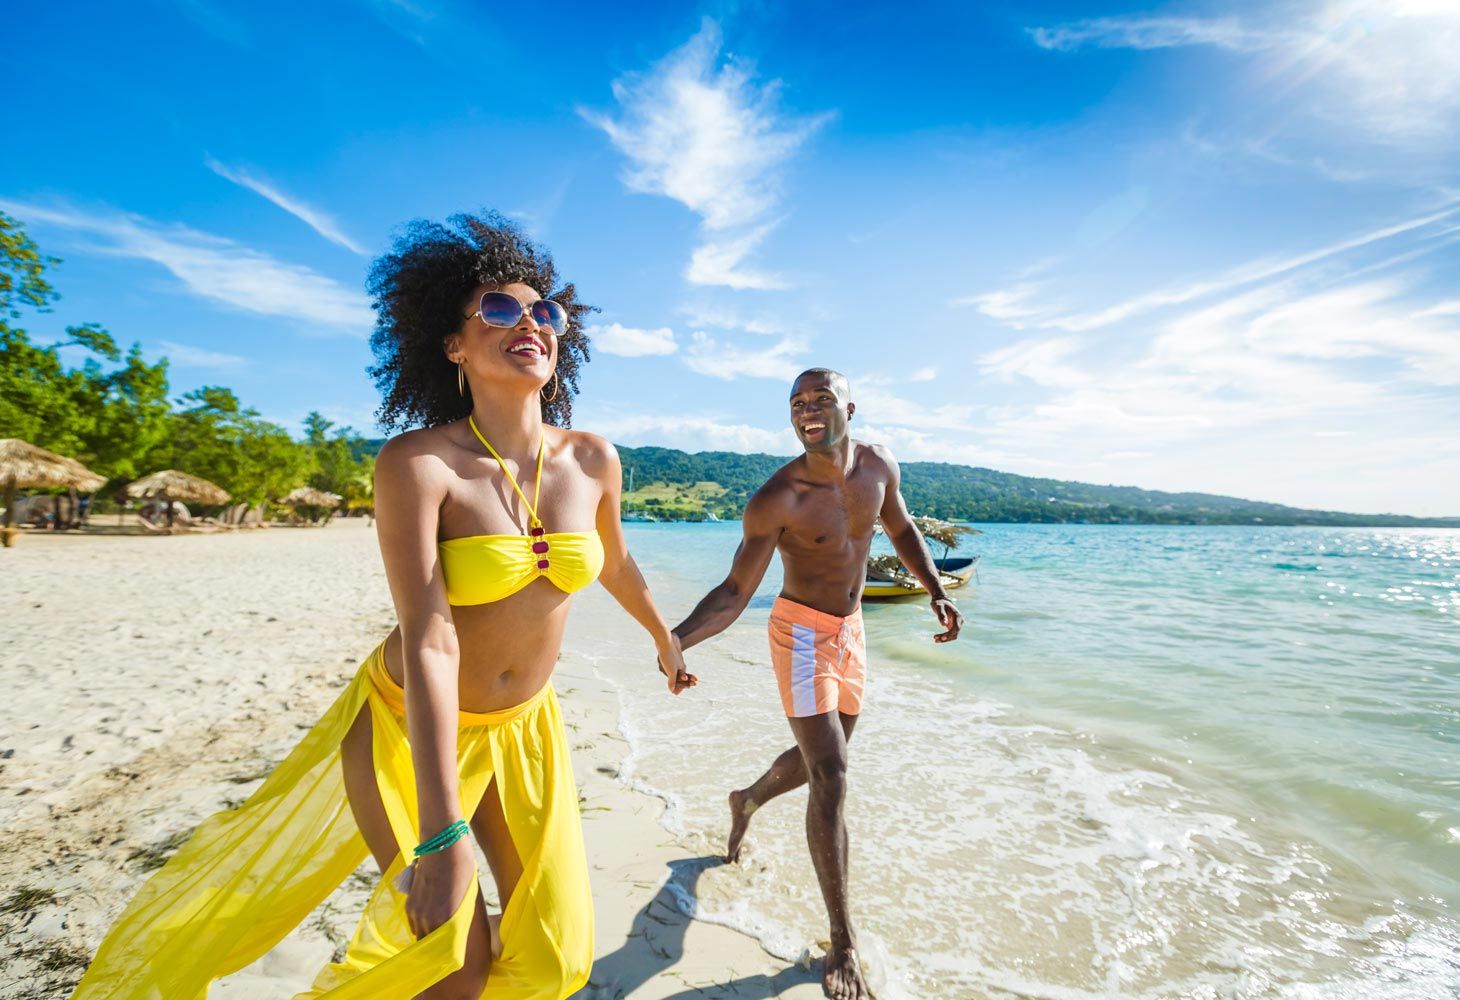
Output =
[
  {"x1": 405, "y1": 836, "x2": 475, "y2": 939},
  {"x1": 656, "y1": 630, "x2": 698, "y2": 695}
]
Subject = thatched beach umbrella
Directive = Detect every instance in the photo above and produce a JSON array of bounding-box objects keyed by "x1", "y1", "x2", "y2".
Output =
[
  {"x1": 280, "y1": 486, "x2": 343, "y2": 526},
  {"x1": 910, "y1": 515, "x2": 983, "y2": 549},
  {"x1": 281, "y1": 486, "x2": 343, "y2": 509},
  {"x1": 0, "y1": 439, "x2": 107, "y2": 542},
  {"x1": 874, "y1": 514, "x2": 982, "y2": 552},
  {"x1": 126, "y1": 469, "x2": 231, "y2": 527}
]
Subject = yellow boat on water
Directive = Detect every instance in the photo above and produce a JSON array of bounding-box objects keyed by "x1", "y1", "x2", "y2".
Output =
[
  {"x1": 863, "y1": 516, "x2": 982, "y2": 601},
  {"x1": 863, "y1": 555, "x2": 980, "y2": 600}
]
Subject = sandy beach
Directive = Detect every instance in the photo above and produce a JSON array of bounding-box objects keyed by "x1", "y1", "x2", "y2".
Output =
[
  {"x1": 6, "y1": 519, "x2": 1457, "y2": 999},
  {"x1": 0, "y1": 520, "x2": 824, "y2": 999}
]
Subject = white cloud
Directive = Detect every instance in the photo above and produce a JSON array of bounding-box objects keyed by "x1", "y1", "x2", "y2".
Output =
[
  {"x1": 581, "y1": 18, "x2": 829, "y2": 288},
  {"x1": 685, "y1": 223, "x2": 789, "y2": 290},
  {"x1": 683, "y1": 331, "x2": 806, "y2": 381},
  {"x1": 155, "y1": 340, "x2": 248, "y2": 368},
  {"x1": 592, "y1": 412, "x2": 796, "y2": 454},
  {"x1": 679, "y1": 303, "x2": 784, "y2": 335},
  {"x1": 971, "y1": 270, "x2": 1459, "y2": 457},
  {"x1": 850, "y1": 383, "x2": 979, "y2": 432},
  {"x1": 909, "y1": 367, "x2": 938, "y2": 382},
  {"x1": 582, "y1": 19, "x2": 823, "y2": 230},
  {"x1": 979, "y1": 335, "x2": 1091, "y2": 389},
  {"x1": 1179, "y1": 128, "x2": 1377, "y2": 184},
  {"x1": 953, "y1": 282, "x2": 1053, "y2": 327},
  {"x1": 0, "y1": 199, "x2": 374, "y2": 333},
  {"x1": 852, "y1": 421, "x2": 1044, "y2": 471},
  {"x1": 1414, "y1": 299, "x2": 1460, "y2": 318},
  {"x1": 1237, "y1": 279, "x2": 1460, "y2": 384},
  {"x1": 1028, "y1": 16, "x2": 1281, "y2": 53},
  {"x1": 978, "y1": 202, "x2": 1459, "y2": 334},
  {"x1": 205, "y1": 157, "x2": 367, "y2": 255},
  {"x1": 586, "y1": 322, "x2": 678, "y2": 357},
  {"x1": 1029, "y1": 5, "x2": 1460, "y2": 144},
  {"x1": 938, "y1": 194, "x2": 1460, "y2": 508}
]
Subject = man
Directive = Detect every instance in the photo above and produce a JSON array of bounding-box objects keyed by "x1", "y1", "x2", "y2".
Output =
[{"x1": 671, "y1": 368, "x2": 963, "y2": 1000}]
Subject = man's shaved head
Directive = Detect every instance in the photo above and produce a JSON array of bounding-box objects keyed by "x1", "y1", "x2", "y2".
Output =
[
  {"x1": 792, "y1": 368, "x2": 851, "y2": 400},
  {"x1": 788, "y1": 367, "x2": 855, "y2": 453}
]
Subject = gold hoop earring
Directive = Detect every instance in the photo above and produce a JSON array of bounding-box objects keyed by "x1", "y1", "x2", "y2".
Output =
[
  {"x1": 457, "y1": 362, "x2": 465, "y2": 397},
  {"x1": 543, "y1": 371, "x2": 559, "y2": 403}
]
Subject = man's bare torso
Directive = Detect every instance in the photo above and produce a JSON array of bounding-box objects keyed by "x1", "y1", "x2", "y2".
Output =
[{"x1": 761, "y1": 440, "x2": 891, "y2": 617}]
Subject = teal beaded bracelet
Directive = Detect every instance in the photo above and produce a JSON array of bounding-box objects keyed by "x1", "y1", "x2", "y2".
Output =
[{"x1": 413, "y1": 818, "x2": 470, "y2": 858}]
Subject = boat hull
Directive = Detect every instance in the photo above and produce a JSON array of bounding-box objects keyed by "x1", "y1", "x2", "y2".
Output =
[{"x1": 862, "y1": 556, "x2": 978, "y2": 600}]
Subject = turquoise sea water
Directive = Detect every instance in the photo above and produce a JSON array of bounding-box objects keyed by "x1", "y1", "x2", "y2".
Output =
[{"x1": 569, "y1": 524, "x2": 1460, "y2": 998}]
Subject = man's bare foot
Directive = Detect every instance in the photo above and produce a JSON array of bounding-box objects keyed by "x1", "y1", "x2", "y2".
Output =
[
  {"x1": 822, "y1": 943, "x2": 870, "y2": 1000},
  {"x1": 725, "y1": 788, "x2": 757, "y2": 863}
]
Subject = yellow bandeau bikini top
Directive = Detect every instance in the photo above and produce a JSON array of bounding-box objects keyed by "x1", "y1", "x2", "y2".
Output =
[{"x1": 437, "y1": 417, "x2": 604, "y2": 607}]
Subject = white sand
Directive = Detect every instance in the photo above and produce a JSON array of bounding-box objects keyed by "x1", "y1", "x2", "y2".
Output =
[{"x1": 0, "y1": 521, "x2": 823, "y2": 999}]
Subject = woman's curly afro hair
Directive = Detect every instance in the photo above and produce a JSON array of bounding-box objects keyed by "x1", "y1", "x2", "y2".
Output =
[{"x1": 367, "y1": 211, "x2": 594, "y2": 431}]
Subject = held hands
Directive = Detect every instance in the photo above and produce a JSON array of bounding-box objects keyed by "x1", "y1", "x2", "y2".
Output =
[
  {"x1": 404, "y1": 836, "x2": 474, "y2": 940},
  {"x1": 930, "y1": 596, "x2": 964, "y2": 643},
  {"x1": 656, "y1": 630, "x2": 698, "y2": 695}
]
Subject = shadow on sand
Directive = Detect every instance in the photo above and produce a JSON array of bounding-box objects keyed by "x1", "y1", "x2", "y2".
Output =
[{"x1": 574, "y1": 855, "x2": 822, "y2": 999}]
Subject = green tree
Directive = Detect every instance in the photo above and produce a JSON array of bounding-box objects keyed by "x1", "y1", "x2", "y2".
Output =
[
  {"x1": 303, "y1": 410, "x2": 372, "y2": 504},
  {"x1": 0, "y1": 212, "x2": 372, "y2": 514},
  {"x1": 0, "y1": 325, "x2": 81, "y2": 447},
  {"x1": 238, "y1": 420, "x2": 316, "y2": 506},
  {"x1": 83, "y1": 340, "x2": 172, "y2": 480},
  {"x1": 0, "y1": 211, "x2": 58, "y2": 320},
  {"x1": 0, "y1": 214, "x2": 172, "y2": 482},
  {"x1": 159, "y1": 388, "x2": 315, "y2": 505},
  {"x1": 154, "y1": 387, "x2": 246, "y2": 495}
]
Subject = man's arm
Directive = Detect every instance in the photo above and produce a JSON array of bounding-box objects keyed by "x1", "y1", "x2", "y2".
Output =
[
  {"x1": 875, "y1": 445, "x2": 964, "y2": 643},
  {"x1": 672, "y1": 487, "x2": 783, "y2": 650}
]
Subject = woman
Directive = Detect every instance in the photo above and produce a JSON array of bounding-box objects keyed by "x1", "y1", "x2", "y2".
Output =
[{"x1": 73, "y1": 213, "x2": 695, "y2": 999}]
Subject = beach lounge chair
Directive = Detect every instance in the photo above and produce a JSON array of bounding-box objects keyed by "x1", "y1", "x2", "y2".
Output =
[{"x1": 136, "y1": 514, "x2": 171, "y2": 534}]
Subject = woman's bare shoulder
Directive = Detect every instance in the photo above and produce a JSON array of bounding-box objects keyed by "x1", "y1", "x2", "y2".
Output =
[
  {"x1": 376, "y1": 424, "x2": 461, "y2": 483},
  {"x1": 554, "y1": 426, "x2": 619, "y2": 480}
]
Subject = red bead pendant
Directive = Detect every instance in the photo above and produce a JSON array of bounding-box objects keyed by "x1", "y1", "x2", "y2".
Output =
[
  {"x1": 529, "y1": 526, "x2": 545, "y2": 537},
  {"x1": 532, "y1": 540, "x2": 549, "y2": 554},
  {"x1": 536, "y1": 559, "x2": 551, "y2": 570}
]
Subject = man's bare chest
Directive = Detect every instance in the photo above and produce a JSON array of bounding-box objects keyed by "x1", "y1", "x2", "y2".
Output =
[{"x1": 781, "y1": 477, "x2": 884, "y2": 548}]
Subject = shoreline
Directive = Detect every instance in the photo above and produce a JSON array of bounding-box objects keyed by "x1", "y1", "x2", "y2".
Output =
[{"x1": 0, "y1": 523, "x2": 825, "y2": 999}]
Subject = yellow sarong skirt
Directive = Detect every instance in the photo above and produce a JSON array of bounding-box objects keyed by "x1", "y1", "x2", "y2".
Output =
[{"x1": 72, "y1": 644, "x2": 594, "y2": 999}]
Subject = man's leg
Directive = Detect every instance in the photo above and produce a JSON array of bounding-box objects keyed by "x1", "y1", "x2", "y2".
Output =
[
  {"x1": 725, "y1": 712, "x2": 857, "y2": 862},
  {"x1": 790, "y1": 710, "x2": 868, "y2": 1000}
]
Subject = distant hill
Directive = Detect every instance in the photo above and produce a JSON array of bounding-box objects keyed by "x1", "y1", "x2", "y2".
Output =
[
  {"x1": 357, "y1": 438, "x2": 1458, "y2": 527},
  {"x1": 614, "y1": 446, "x2": 1460, "y2": 527}
]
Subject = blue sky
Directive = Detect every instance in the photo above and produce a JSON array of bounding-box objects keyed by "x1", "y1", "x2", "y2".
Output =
[{"x1": 5, "y1": 1, "x2": 1458, "y2": 515}]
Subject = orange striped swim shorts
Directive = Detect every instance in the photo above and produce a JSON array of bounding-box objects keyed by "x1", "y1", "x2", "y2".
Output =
[{"x1": 767, "y1": 596, "x2": 867, "y2": 718}]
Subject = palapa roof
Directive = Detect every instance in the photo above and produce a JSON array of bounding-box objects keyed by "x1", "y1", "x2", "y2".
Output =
[
  {"x1": 125, "y1": 469, "x2": 231, "y2": 504},
  {"x1": 281, "y1": 486, "x2": 343, "y2": 508},
  {"x1": 0, "y1": 438, "x2": 107, "y2": 492},
  {"x1": 912, "y1": 515, "x2": 983, "y2": 547},
  {"x1": 874, "y1": 514, "x2": 982, "y2": 548}
]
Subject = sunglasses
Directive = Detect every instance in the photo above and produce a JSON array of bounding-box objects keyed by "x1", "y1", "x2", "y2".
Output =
[{"x1": 466, "y1": 291, "x2": 569, "y2": 336}]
